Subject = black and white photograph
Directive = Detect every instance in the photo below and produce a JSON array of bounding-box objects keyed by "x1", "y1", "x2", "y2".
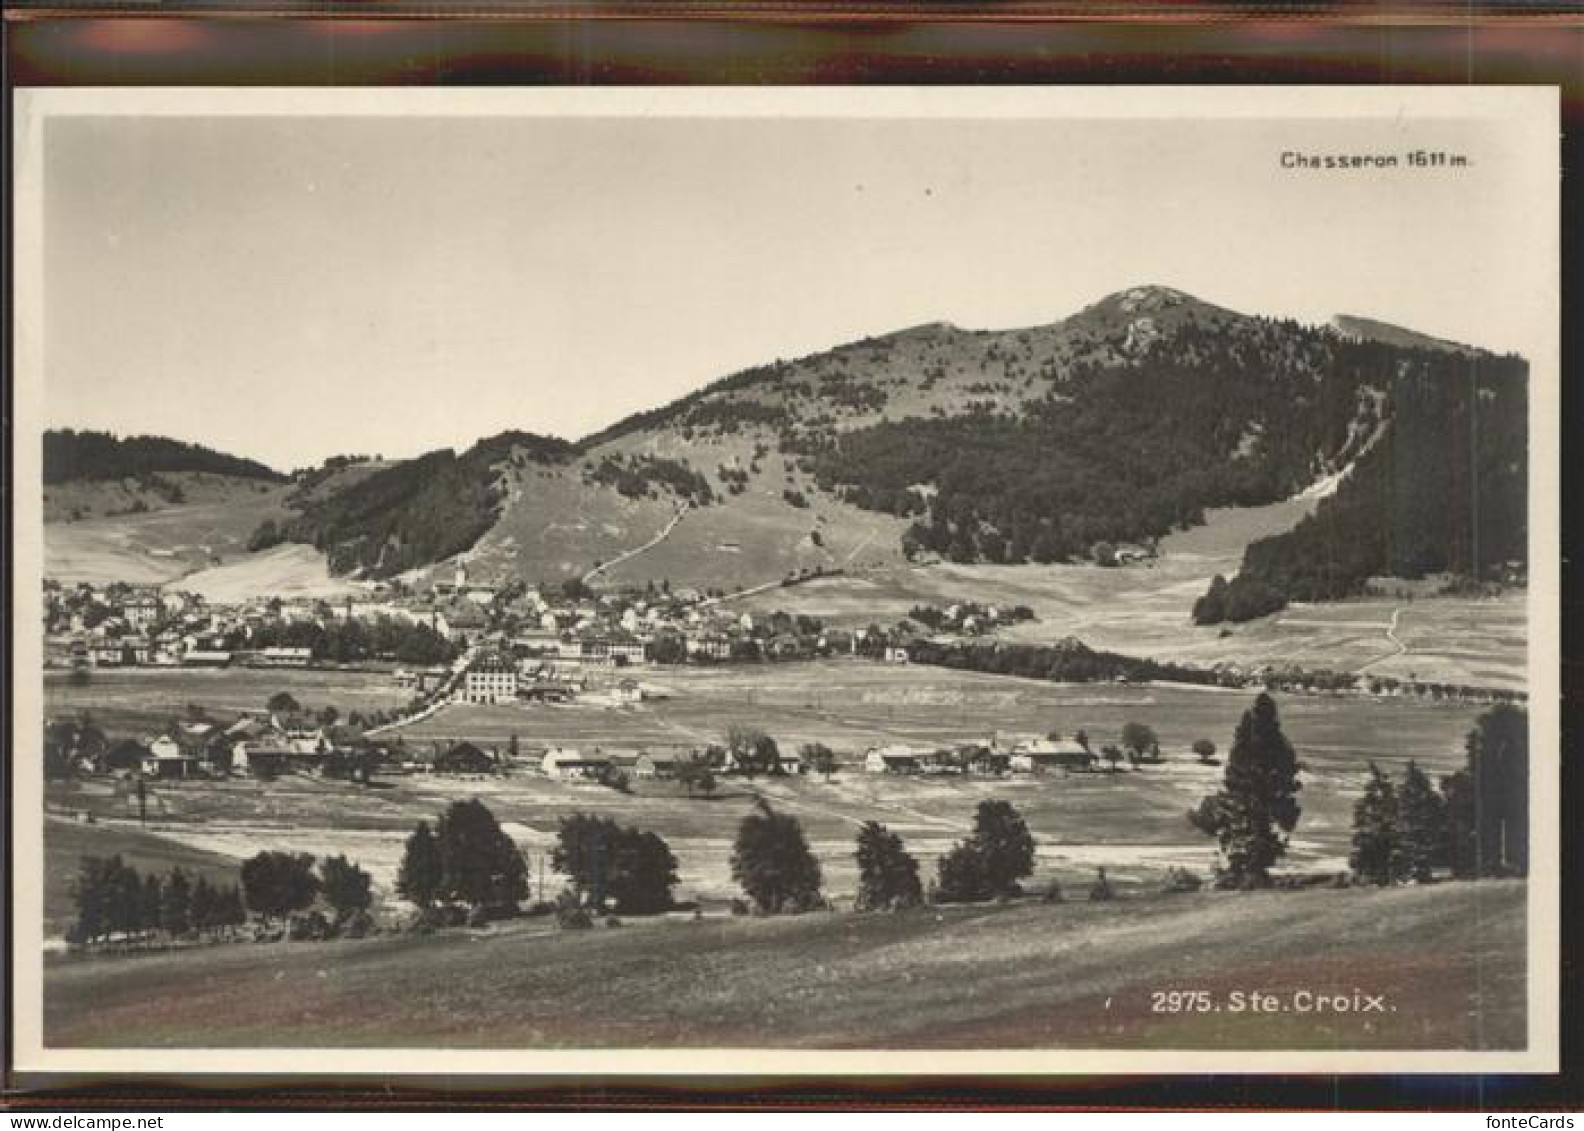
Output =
[{"x1": 9, "y1": 85, "x2": 1559, "y2": 1076}]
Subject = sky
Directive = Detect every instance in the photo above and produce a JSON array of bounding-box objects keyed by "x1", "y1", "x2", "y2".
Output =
[{"x1": 38, "y1": 95, "x2": 1543, "y2": 472}]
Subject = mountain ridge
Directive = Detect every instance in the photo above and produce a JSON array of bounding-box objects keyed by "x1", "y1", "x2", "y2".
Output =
[{"x1": 43, "y1": 287, "x2": 1527, "y2": 610}]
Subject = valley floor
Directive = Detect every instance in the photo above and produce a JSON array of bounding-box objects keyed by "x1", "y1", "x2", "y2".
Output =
[{"x1": 43, "y1": 880, "x2": 1527, "y2": 1050}]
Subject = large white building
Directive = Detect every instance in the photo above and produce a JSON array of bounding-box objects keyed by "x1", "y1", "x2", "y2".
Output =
[{"x1": 462, "y1": 653, "x2": 517, "y2": 705}]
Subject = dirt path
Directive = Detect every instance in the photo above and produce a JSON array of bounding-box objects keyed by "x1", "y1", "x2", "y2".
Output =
[
  {"x1": 1357, "y1": 605, "x2": 1410, "y2": 672},
  {"x1": 582, "y1": 504, "x2": 689, "y2": 584}
]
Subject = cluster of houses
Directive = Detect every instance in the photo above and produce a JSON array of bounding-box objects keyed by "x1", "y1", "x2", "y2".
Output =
[
  {"x1": 79, "y1": 710, "x2": 379, "y2": 781},
  {"x1": 42, "y1": 563, "x2": 874, "y2": 674},
  {"x1": 863, "y1": 735, "x2": 1097, "y2": 775}
]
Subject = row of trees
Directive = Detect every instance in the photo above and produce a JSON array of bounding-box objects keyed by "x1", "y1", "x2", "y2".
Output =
[
  {"x1": 224, "y1": 614, "x2": 457, "y2": 666},
  {"x1": 69, "y1": 858, "x2": 246, "y2": 945},
  {"x1": 1351, "y1": 703, "x2": 1529, "y2": 883},
  {"x1": 70, "y1": 849, "x2": 376, "y2": 947}
]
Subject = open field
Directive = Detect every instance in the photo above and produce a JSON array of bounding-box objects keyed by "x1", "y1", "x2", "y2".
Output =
[
  {"x1": 44, "y1": 477, "x2": 293, "y2": 587},
  {"x1": 732, "y1": 568, "x2": 1526, "y2": 691},
  {"x1": 42, "y1": 816, "x2": 242, "y2": 937},
  {"x1": 715, "y1": 482, "x2": 1528, "y2": 691},
  {"x1": 43, "y1": 661, "x2": 1490, "y2": 919},
  {"x1": 171, "y1": 544, "x2": 370, "y2": 603},
  {"x1": 44, "y1": 879, "x2": 1526, "y2": 1049},
  {"x1": 44, "y1": 667, "x2": 410, "y2": 735}
]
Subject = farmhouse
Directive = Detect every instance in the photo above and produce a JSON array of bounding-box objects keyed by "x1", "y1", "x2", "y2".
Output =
[
  {"x1": 541, "y1": 747, "x2": 612, "y2": 780},
  {"x1": 235, "y1": 739, "x2": 323, "y2": 777},
  {"x1": 434, "y1": 741, "x2": 497, "y2": 775},
  {"x1": 613, "y1": 678, "x2": 644, "y2": 704},
  {"x1": 462, "y1": 653, "x2": 518, "y2": 705},
  {"x1": 633, "y1": 751, "x2": 683, "y2": 780},
  {"x1": 252, "y1": 646, "x2": 312, "y2": 669},
  {"x1": 960, "y1": 744, "x2": 1011, "y2": 775},
  {"x1": 864, "y1": 745, "x2": 935, "y2": 774},
  {"x1": 179, "y1": 649, "x2": 232, "y2": 667},
  {"x1": 1009, "y1": 738, "x2": 1096, "y2": 773},
  {"x1": 144, "y1": 735, "x2": 200, "y2": 779}
]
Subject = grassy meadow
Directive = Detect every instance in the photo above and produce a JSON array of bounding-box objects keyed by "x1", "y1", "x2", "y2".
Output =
[
  {"x1": 44, "y1": 879, "x2": 1527, "y2": 1050},
  {"x1": 43, "y1": 660, "x2": 1491, "y2": 915}
]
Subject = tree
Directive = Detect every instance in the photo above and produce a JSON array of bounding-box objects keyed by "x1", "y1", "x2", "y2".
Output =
[
  {"x1": 1440, "y1": 768, "x2": 1477, "y2": 879},
  {"x1": 160, "y1": 868, "x2": 193, "y2": 937},
  {"x1": 1349, "y1": 763, "x2": 1399, "y2": 885},
  {"x1": 1101, "y1": 744, "x2": 1124, "y2": 773},
  {"x1": 190, "y1": 876, "x2": 218, "y2": 936},
  {"x1": 726, "y1": 726, "x2": 778, "y2": 776},
  {"x1": 139, "y1": 872, "x2": 162, "y2": 938},
  {"x1": 1192, "y1": 739, "x2": 1217, "y2": 764},
  {"x1": 240, "y1": 851, "x2": 319, "y2": 925},
  {"x1": 69, "y1": 855, "x2": 119, "y2": 944},
  {"x1": 1121, "y1": 722, "x2": 1158, "y2": 760},
  {"x1": 932, "y1": 800, "x2": 1036, "y2": 903},
  {"x1": 1188, "y1": 693, "x2": 1303, "y2": 885},
  {"x1": 676, "y1": 756, "x2": 717, "y2": 797},
  {"x1": 730, "y1": 798, "x2": 822, "y2": 914},
  {"x1": 609, "y1": 829, "x2": 679, "y2": 915},
  {"x1": 552, "y1": 814, "x2": 623, "y2": 909},
  {"x1": 435, "y1": 799, "x2": 528, "y2": 910},
  {"x1": 649, "y1": 633, "x2": 688, "y2": 665},
  {"x1": 1463, "y1": 704, "x2": 1529, "y2": 876},
  {"x1": 935, "y1": 842, "x2": 990, "y2": 903},
  {"x1": 218, "y1": 885, "x2": 248, "y2": 936},
  {"x1": 802, "y1": 743, "x2": 838, "y2": 782},
  {"x1": 854, "y1": 821, "x2": 922, "y2": 911},
  {"x1": 971, "y1": 800, "x2": 1036, "y2": 897},
  {"x1": 1193, "y1": 574, "x2": 1231, "y2": 625},
  {"x1": 1394, "y1": 761, "x2": 1445, "y2": 883},
  {"x1": 267, "y1": 691, "x2": 301, "y2": 714},
  {"x1": 396, "y1": 820, "x2": 443, "y2": 908},
  {"x1": 320, "y1": 854, "x2": 374, "y2": 924}
]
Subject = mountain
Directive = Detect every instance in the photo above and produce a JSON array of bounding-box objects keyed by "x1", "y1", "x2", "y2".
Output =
[{"x1": 43, "y1": 287, "x2": 1529, "y2": 609}]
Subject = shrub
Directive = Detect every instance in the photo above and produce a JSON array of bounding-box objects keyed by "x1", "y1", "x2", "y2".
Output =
[
  {"x1": 1043, "y1": 879, "x2": 1065, "y2": 904},
  {"x1": 1161, "y1": 867, "x2": 1203, "y2": 894},
  {"x1": 287, "y1": 910, "x2": 332, "y2": 941},
  {"x1": 1088, "y1": 868, "x2": 1115, "y2": 902}
]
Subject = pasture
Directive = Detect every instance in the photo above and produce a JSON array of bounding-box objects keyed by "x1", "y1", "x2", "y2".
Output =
[
  {"x1": 44, "y1": 879, "x2": 1526, "y2": 1050},
  {"x1": 44, "y1": 477, "x2": 292, "y2": 587},
  {"x1": 42, "y1": 661, "x2": 1492, "y2": 918},
  {"x1": 44, "y1": 667, "x2": 410, "y2": 735}
]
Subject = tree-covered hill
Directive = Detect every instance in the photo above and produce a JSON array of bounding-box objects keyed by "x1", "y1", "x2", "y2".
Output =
[
  {"x1": 1193, "y1": 353, "x2": 1528, "y2": 623},
  {"x1": 264, "y1": 430, "x2": 574, "y2": 579},
  {"x1": 43, "y1": 429, "x2": 285, "y2": 485}
]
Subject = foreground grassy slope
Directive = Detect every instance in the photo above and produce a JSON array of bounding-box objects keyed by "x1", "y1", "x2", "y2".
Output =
[{"x1": 45, "y1": 880, "x2": 1525, "y2": 1049}]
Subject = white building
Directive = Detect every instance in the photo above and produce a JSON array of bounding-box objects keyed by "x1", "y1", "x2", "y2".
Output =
[{"x1": 462, "y1": 653, "x2": 518, "y2": 705}]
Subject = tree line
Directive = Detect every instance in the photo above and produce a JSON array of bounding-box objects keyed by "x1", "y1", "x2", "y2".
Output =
[
  {"x1": 70, "y1": 849, "x2": 377, "y2": 949},
  {"x1": 44, "y1": 429, "x2": 285, "y2": 486},
  {"x1": 1350, "y1": 703, "x2": 1528, "y2": 883}
]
